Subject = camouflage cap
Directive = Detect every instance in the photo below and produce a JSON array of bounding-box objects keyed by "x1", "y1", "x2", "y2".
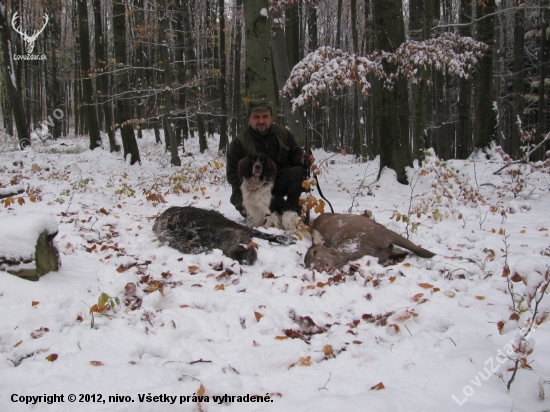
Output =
[{"x1": 247, "y1": 99, "x2": 272, "y2": 115}]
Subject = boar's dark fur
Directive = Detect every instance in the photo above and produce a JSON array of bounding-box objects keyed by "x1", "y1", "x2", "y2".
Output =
[{"x1": 153, "y1": 206, "x2": 293, "y2": 265}]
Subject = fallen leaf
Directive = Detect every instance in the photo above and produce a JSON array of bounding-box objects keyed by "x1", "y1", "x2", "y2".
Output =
[
  {"x1": 371, "y1": 382, "x2": 385, "y2": 390},
  {"x1": 188, "y1": 266, "x2": 199, "y2": 275},
  {"x1": 412, "y1": 293, "x2": 424, "y2": 302},
  {"x1": 90, "y1": 361, "x2": 104, "y2": 366},
  {"x1": 475, "y1": 296, "x2": 485, "y2": 300},
  {"x1": 323, "y1": 345, "x2": 334, "y2": 356},
  {"x1": 215, "y1": 284, "x2": 225, "y2": 291},
  {"x1": 418, "y1": 283, "x2": 433, "y2": 289},
  {"x1": 275, "y1": 335, "x2": 288, "y2": 340},
  {"x1": 46, "y1": 354, "x2": 58, "y2": 362},
  {"x1": 31, "y1": 301, "x2": 39, "y2": 306},
  {"x1": 254, "y1": 311, "x2": 263, "y2": 322},
  {"x1": 289, "y1": 356, "x2": 312, "y2": 368},
  {"x1": 13, "y1": 340, "x2": 22, "y2": 347}
]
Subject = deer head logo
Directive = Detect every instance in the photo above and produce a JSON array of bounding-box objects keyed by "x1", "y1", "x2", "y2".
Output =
[{"x1": 11, "y1": 12, "x2": 49, "y2": 54}]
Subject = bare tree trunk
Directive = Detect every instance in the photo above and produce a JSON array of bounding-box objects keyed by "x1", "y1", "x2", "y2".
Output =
[
  {"x1": 93, "y1": 0, "x2": 118, "y2": 152},
  {"x1": 78, "y1": 0, "x2": 101, "y2": 150},
  {"x1": 231, "y1": 0, "x2": 243, "y2": 141},
  {"x1": 457, "y1": 0, "x2": 473, "y2": 159},
  {"x1": 113, "y1": 1, "x2": 140, "y2": 164},
  {"x1": 160, "y1": 12, "x2": 181, "y2": 166},
  {"x1": 537, "y1": 0, "x2": 548, "y2": 160},
  {"x1": 243, "y1": 0, "x2": 277, "y2": 122},
  {"x1": 372, "y1": 0, "x2": 411, "y2": 183},
  {"x1": 0, "y1": 4, "x2": 31, "y2": 148},
  {"x1": 181, "y1": 0, "x2": 207, "y2": 153},
  {"x1": 271, "y1": 8, "x2": 305, "y2": 145},
  {"x1": 511, "y1": 0, "x2": 525, "y2": 158},
  {"x1": 218, "y1": 0, "x2": 228, "y2": 152},
  {"x1": 474, "y1": 0, "x2": 497, "y2": 149}
]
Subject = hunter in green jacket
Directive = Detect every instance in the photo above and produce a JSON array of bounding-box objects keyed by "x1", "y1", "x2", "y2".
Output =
[{"x1": 226, "y1": 99, "x2": 312, "y2": 217}]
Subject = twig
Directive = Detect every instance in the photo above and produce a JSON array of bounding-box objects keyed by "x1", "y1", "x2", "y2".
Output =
[
  {"x1": 318, "y1": 372, "x2": 331, "y2": 391},
  {"x1": 189, "y1": 358, "x2": 212, "y2": 365},
  {"x1": 493, "y1": 132, "x2": 550, "y2": 175}
]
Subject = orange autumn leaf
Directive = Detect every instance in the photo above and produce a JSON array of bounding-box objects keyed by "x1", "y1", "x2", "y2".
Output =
[
  {"x1": 31, "y1": 301, "x2": 39, "y2": 306},
  {"x1": 418, "y1": 283, "x2": 433, "y2": 289},
  {"x1": 254, "y1": 311, "x2": 263, "y2": 322},
  {"x1": 215, "y1": 284, "x2": 225, "y2": 291},
  {"x1": 323, "y1": 345, "x2": 334, "y2": 357},
  {"x1": 475, "y1": 296, "x2": 485, "y2": 300},
  {"x1": 13, "y1": 340, "x2": 22, "y2": 348},
  {"x1": 371, "y1": 382, "x2": 385, "y2": 390},
  {"x1": 90, "y1": 361, "x2": 104, "y2": 366},
  {"x1": 188, "y1": 266, "x2": 199, "y2": 275},
  {"x1": 275, "y1": 335, "x2": 288, "y2": 340}
]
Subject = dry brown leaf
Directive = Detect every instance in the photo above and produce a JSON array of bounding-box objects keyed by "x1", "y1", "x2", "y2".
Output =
[
  {"x1": 31, "y1": 301, "x2": 39, "y2": 306},
  {"x1": 475, "y1": 296, "x2": 485, "y2": 300},
  {"x1": 46, "y1": 354, "x2": 58, "y2": 362},
  {"x1": 90, "y1": 361, "x2": 104, "y2": 366},
  {"x1": 323, "y1": 344, "x2": 334, "y2": 357},
  {"x1": 289, "y1": 356, "x2": 312, "y2": 369},
  {"x1": 215, "y1": 284, "x2": 225, "y2": 291},
  {"x1": 254, "y1": 311, "x2": 263, "y2": 322},
  {"x1": 371, "y1": 382, "x2": 385, "y2": 390},
  {"x1": 13, "y1": 340, "x2": 22, "y2": 348},
  {"x1": 275, "y1": 335, "x2": 288, "y2": 340},
  {"x1": 188, "y1": 266, "x2": 199, "y2": 275},
  {"x1": 412, "y1": 293, "x2": 424, "y2": 302},
  {"x1": 389, "y1": 276, "x2": 396, "y2": 283},
  {"x1": 418, "y1": 283, "x2": 434, "y2": 289}
]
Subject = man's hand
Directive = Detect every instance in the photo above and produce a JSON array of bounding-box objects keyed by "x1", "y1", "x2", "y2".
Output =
[{"x1": 301, "y1": 152, "x2": 315, "y2": 166}]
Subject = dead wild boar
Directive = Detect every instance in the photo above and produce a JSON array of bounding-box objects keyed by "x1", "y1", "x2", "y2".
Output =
[
  {"x1": 153, "y1": 206, "x2": 293, "y2": 265},
  {"x1": 304, "y1": 213, "x2": 435, "y2": 272}
]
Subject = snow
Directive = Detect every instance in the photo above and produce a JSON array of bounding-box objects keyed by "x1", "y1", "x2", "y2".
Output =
[
  {"x1": 0, "y1": 131, "x2": 549, "y2": 411},
  {"x1": 0, "y1": 213, "x2": 58, "y2": 261}
]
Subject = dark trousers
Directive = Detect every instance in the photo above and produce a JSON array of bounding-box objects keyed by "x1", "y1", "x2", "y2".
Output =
[{"x1": 230, "y1": 166, "x2": 306, "y2": 216}]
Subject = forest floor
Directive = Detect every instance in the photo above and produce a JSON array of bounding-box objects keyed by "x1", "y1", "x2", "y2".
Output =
[{"x1": 0, "y1": 130, "x2": 549, "y2": 411}]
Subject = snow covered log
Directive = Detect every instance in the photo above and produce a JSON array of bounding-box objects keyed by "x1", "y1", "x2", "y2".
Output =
[
  {"x1": 0, "y1": 214, "x2": 61, "y2": 280},
  {"x1": 0, "y1": 184, "x2": 25, "y2": 200}
]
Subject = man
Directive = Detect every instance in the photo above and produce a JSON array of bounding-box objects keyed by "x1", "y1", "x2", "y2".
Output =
[{"x1": 226, "y1": 99, "x2": 313, "y2": 217}]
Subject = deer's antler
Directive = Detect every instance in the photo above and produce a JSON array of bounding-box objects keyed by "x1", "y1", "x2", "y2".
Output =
[
  {"x1": 11, "y1": 11, "x2": 27, "y2": 38},
  {"x1": 29, "y1": 14, "x2": 49, "y2": 41}
]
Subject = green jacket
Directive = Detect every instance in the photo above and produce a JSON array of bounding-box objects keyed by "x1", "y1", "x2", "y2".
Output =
[{"x1": 226, "y1": 123, "x2": 303, "y2": 188}]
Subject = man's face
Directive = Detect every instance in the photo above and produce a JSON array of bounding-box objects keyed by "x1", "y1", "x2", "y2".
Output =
[{"x1": 249, "y1": 109, "x2": 272, "y2": 135}]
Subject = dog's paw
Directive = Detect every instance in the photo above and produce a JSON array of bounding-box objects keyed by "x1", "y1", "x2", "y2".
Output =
[{"x1": 281, "y1": 211, "x2": 300, "y2": 231}]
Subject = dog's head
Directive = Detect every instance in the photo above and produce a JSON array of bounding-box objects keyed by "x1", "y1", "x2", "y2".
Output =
[{"x1": 238, "y1": 154, "x2": 277, "y2": 183}]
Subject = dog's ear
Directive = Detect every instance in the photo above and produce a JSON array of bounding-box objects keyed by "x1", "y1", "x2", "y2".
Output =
[
  {"x1": 265, "y1": 157, "x2": 278, "y2": 180},
  {"x1": 237, "y1": 156, "x2": 251, "y2": 182}
]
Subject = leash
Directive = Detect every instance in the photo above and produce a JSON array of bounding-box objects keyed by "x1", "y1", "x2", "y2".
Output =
[{"x1": 304, "y1": 120, "x2": 334, "y2": 215}]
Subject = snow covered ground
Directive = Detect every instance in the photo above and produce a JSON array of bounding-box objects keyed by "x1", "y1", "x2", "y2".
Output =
[{"x1": 0, "y1": 130, "x2": 549, "y2": 412}]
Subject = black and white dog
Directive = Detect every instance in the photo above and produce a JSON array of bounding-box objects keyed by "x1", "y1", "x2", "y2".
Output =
[{"x1": 237, "y1": 154, "x2": 299, "y2": 230}]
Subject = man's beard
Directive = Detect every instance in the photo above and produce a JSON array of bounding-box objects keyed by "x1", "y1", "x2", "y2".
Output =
[{"x1": 252, "y1": 125, "x2": 269, "y2": 135}]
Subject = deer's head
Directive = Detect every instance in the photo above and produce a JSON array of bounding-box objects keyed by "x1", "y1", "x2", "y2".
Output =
[{"x1": 11, "y1": 12, "x2": 49, "y2": 54}]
